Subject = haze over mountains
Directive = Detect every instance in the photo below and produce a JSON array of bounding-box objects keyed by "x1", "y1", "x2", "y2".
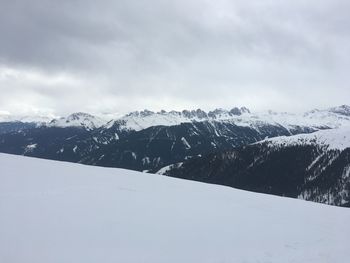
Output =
[{"x1": 1, "y1": 104, "x2": 350, "y2": 206}]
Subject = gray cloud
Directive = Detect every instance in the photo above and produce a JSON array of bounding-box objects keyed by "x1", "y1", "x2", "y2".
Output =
[{"x1": 0, "y1": 0, "x2": 349, "y2": 115}]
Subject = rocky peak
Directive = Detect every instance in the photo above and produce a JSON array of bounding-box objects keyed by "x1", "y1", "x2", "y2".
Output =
[
  {"x1": 230, "y1": 107, "x2": 242, "y2": 116},
  {"x1": 181, "y1": 109, "x2": 208, "y2": 119},
  {"x1": 66, "y1": 112, "x2": 95, "y2": 121},
  {"x1": 49, "y1": 112, "x2": 104, "y2": 130},
  {"x1": 328, "y1": 105, "x2": 350, "y2": 116},
  {"x1": 208, "y1": 108, "x2": 229, "y2": 118},
  {"x1": 240, "y1": 107, "x2": 251, "y2": 114}
]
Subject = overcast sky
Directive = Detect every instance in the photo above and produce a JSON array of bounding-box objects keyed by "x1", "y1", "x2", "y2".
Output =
[{"x1": 0, "y1": 0, "x2": 349, "y2": 116}]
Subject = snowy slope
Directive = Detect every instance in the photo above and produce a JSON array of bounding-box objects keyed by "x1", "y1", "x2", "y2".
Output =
[
  {"x1": 0, "y1": 154, "x2": 349, "y2": 263},
  {"x1": 261, "y1": 127, "x2": 350, "y2": 151}
]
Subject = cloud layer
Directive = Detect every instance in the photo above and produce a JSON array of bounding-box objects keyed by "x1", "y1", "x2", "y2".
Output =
[{"x1": 1, "y1": 0, "x2": 349, "y2": 115}]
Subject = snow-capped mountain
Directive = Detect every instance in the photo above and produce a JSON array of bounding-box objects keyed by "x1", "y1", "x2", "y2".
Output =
[
  {"x1": 0, "y1": 113, "x2": 55, "y2": 134},
  {"x1": 2, "y1": 105, "x2": 350, "y2": 132},
  {"x1": 328, "y1": 104, "x2": 350, "y2": 116},
  {"x1": 105, "y1": 107, "x2": 251, "y2": 131},
  {"x1": 0, "y1": 106, "x2": 350, "y2": 205},
  {"x1": 0, "y1": 113, "x2": 55, "y2": 124},
  {"x1": 162, "y1": 127, "x2": 350, "y2": 206},
  {"x1": 1, "y1": 153, "x2": 349, "y2": 263},
  {"x1": 48, "y1": 112, "x2": 107, "y2": 130},
  {"x1": 0, "y1": 105, "x2": 350, "y2": 171},
  {"x1": 107, "y1": 105, "x2": 350, "y2": 132},
  {"x1": 0, "y1": 112, "x2": 110, "y2": 130},
  {"x1": 0, "y1": 118, "x2": 304, "y2": 172}
]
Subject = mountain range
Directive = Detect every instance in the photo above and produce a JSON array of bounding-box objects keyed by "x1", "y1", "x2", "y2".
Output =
[{"x1": 1, "y1": 105, "x2": 350, "y2": 206}]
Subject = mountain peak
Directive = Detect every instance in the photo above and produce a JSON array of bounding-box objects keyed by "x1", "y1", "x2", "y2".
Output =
[
  {"x1": 328, "y1": 105, "x2": 350, "y2": 116},
  {"x1": 126, "y1": 110, "x2": 156, "y2": 118},
  {"x1": 240, "y1": 107, "x2": 251, "y2": 114},
  {"x1": 49, "y1": 112, "x2": 104, "y2": 130},
  {"x1": 67, "y1": 112, "x2": 95, "y2": 120},
  {"x1": 208, "y1": 108, "x2": 229, "y2": 118},
  {"x1": 230, "y1": 107, "x2": 250, "y2": 116}
]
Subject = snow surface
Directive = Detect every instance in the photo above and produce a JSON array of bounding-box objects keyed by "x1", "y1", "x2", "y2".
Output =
[
  {"x1": 1, "y1": 154, "x2": 350, "y2": 263},
  {"x1": 261, "y1": 127, "x2": 350, "y2": 151}
]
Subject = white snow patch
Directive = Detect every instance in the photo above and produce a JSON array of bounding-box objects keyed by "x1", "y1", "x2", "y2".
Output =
[
  {"x1": 181, "y1": 137, "x2": 191, "y2": 149},
  {"x1": 343, "y1": 165, "x2": 350, "y2": 180},
  {"x1": 72, "y1": 146, "x2": 78, "y2": 153},
  {"x1": 306, "y1": 153, "x2": 325, "y2": 171},
  {"x1": 142, "y1": 157, "x2": 150, "y2": 165},
  {"x1": 24, "y1": 143, "x2": 37, "y2": 153},
  {"x1": 156, "y1": 162, "x2": 183, "y2": 175},
  {"x1": 65, "y1": 135, "x2": 77, "y2": 141},
  {"x1": 260, "y1": 127, "x2": 350, "y2": 151},
  {"x1": 131, "y1": 152, "x2": 137, "y2": 160}
]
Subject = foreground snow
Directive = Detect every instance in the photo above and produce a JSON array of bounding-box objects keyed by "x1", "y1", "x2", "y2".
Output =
[{"x1": 0, "y1": 154, "x2": 349, "y2": 263}]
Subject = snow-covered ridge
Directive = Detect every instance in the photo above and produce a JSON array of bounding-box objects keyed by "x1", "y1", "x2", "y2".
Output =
[
  {"x1": 48, "y1": 112, "x2": 107, "y2": 130},
  {"x1": 107, "y1": 107, "x2": 252, "y2": 130},
  {"x1": 0, "y1": 112, "x2": 110, "y2": 129},
  {"x1": 0, "y1": 113, "x2": 56, "y2": 124},
  {"x1": 328, "y1": 105, "x2": 350, "y2": 116},
  {"x1": 1, "y1": 153, "x2": 349, "y2": 263},
  {"x1": 1, "y1": 105, "x2": 350, "y2": 131},
  {"x1": 260, "y1": 127, "x2": 350, "y2": 151},
  {"x1": 110, "y1": 105, "x2": 350, "y2": 132}
]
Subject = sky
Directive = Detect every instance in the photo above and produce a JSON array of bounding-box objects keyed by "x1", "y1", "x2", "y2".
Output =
[{"x1": 0, "y1": 0, "x2": 349, "y2": 116}]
